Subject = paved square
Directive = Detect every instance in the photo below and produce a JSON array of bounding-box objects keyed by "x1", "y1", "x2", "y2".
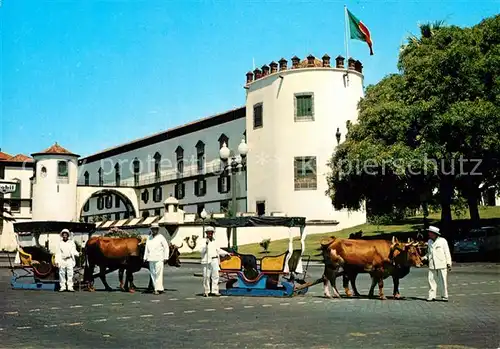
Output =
[{"x1": 1, "y1": 263, "x2": 499, "y2": 348}]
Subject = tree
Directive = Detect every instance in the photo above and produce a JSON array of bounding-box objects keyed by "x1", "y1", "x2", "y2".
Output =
[{"x1": 327, "y1": 15, "x2": 500, "y2": 235}]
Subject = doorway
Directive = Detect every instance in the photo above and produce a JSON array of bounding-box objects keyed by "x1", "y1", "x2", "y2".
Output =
[{"x1": 256, "y1": 201, "x2": 266, "y2": 216}]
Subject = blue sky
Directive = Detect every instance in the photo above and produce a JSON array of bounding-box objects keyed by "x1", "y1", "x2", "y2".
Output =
[{"x1": 1, "y1": 0, "x2": 498, "y2": 157}]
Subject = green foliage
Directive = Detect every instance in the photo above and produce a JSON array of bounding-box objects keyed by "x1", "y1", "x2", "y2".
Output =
[
  {"x1": 326, "y1": 15, "x2": 500, "y2": 231},
  {"x1": 104, "y1": 227, "x2": 141, "y2": 238}
]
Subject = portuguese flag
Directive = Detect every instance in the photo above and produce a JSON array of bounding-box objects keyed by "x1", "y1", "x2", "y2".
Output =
[{"x1": 347, "y1": 9, "x2": 373, "y2": 55}]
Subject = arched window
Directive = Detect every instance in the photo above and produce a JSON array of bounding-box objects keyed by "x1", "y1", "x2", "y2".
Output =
[
  {"x1": 175, "y1": 146, "x2": 184, "y2": 177},
  {"x1": 114, "y1": 163, "x2": 121, "y2": 186},
  {"x1": 84, "y1": 171, "x2": 90, "y2": 186},
  {"x1": 218, "y1": 134, "x2": 229, "y2": 149},
  {"x1": 196, "y1": 141, "x2": 205, "y2": 173},
  {"x1": 133, "y1": 158, "x2": 140, "y2": 186},
  {"x1": 57, "y1": 161, "x2": 68, "y2": 178},
  {"x1": 153, "y1": 152, "x2": 161, "y2": 181},
  {"x1": 98, "y1": 168, "x2": 103, "y2": 186}
]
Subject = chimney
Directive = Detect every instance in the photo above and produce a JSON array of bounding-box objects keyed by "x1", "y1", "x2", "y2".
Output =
[
  {"x1": 322, "y1": 54, "x2": 331, "y2": 67},
  {"x1": 307, "y1": 54, "x2": 315, "y2": 67},
  {"x1": 335, "y1": 55, "x2": 345, "y2": 68},
  {"x1": 253, "y1": 68, "x2": 262, "y2": 80},
  {"x1": 261, "y1": 64, "x2": 270, "y2": 76},
  {"x1": 246, "y1": 71, "x2": 254, "y2": 84},
  {"x1": 291, "y1": 56, "x2": 300, "y2": 69},
  {"x1": 348, "y1": 57, "x2": 356, "y2": 70},
  {"x1": 269, "y1": 61, "x2": 278, "y2": 74},
  {"x1": 278, "y1": 58, "x2": 288, "y2": 71},
  {"x1": 354, "y1": 60, "x2": 363, "y2": 73}
]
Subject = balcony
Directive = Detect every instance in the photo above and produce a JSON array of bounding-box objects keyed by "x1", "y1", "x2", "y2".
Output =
[{"x1": 78, "y1": 159, "x2": 232, "y2": 188}]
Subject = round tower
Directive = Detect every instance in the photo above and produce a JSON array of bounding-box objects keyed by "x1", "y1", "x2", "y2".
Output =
[
  {"x1": 31, "y1": 143, "x2": 80, "y2": 221},
  {"x1": 244, "y1": 54, "x2": 366, "y2": 224}
]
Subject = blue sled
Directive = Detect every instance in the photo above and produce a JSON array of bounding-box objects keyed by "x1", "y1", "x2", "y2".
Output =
[
  {"x1": 11, "y1": 275, "x2": 58, "y2": 291},
  {"x1": 220, "y1": 273, "x2": 309, "y2": 297}
]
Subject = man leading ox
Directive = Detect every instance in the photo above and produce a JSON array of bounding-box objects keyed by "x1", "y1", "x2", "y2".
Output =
[
  {"x1": 144, "y1": 223, "x2": 170, "y2": 295},
  {"x1": 423, "y1": 226, "x2": 452, "y2": 302},
  {"x1": 55, "y1": 229, "x2": 80, "y2": 292}
]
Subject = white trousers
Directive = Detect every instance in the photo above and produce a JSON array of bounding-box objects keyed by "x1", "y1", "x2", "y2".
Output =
[
  {"x1": 428, "y1": 268, "x2": 448, "y2": 299},
  {"x1": 59, "y1": 265, "x2": 74, "y2": 290},
  {"x1": 203, "y1": 259, "x2": 220, "y2": 294},
  {"x1": 149, "y1": 261, "x2": 164, "y2": 292}
]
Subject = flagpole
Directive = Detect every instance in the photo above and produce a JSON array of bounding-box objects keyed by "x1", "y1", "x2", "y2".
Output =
[{"x1": 344, "y1": 5, "x2": 349, "y2": 63}]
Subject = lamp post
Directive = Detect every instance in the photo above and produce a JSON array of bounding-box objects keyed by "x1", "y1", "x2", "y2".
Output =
[
  {"x1": 200, "y1": 208, "x2": 208, "y2": 237},
  {"x1": 219, "y1": 139, "x2": 249, "y2": 252}
]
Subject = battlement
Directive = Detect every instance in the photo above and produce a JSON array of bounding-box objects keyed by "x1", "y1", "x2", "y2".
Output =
[{"x1": 245, "y1": 54, "x2": 363, "y2": 84}]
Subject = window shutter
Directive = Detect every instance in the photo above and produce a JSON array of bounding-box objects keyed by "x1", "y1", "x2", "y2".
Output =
[
  {"x1": 202, "y1": 180, "x2": 207, "y2": 195},
  {"x1": 194, "y1": 180, "x2": 199, "y2": 196},
  {"x1": 181, "y1": 183, "x2": 185, "y2": 198},
  {"x1": 227, "y1": 176, "x2": 231, "y2": 192},
  {"x1": 217, "y1": 177, "x2": 222, "y2": 193}
]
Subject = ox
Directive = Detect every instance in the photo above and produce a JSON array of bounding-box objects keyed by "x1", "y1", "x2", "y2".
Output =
[
  {"x1": 320, "y1": 237, "x2": 423, "y2": 300},
  {"x1": 83, "y1": 236, "x2": 182, "y2": 292}
]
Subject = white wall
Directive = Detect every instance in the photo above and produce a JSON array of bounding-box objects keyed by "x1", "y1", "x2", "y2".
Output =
[
  {"x1": 246, "y1": 66, "x2": 366, "y2": 225},
  {"x1": 32, "y1": 155, "x2": 79, "y2": 221}
]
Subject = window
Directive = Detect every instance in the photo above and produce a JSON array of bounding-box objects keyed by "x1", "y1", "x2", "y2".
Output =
[
  {"x1": 175, "y1": 182, "x2": 185, "y2": 199},
  {"x1": 141, "y1": 189, "x2": 149, "y2": 204},
  {"x1": 97, "y1": 196, "x2": 104, "y2": 210},
  {"x1": 294, "y1": 93, "x2": 314, "y2": 121},
  {"x1": 294, "y1": 156, "x2": 317, "y2": 190},
  {"x1": 98, "y1": 168, "x2": 103, "y2": 186},
  {"x1": 196, "y1": 141, "x2": 205, "y2": 173},
  {"x1": 115, "y1": 212, "x2": 121, "y2": 220},
  {"x1": 154, "y1": 152, "x2": 161, "y2": 181},
  {"x1": 115, "y1": 195, "x2": 120, "y2": 208},
  {"x1": 105, "y1": 195, "x2": 113, "y2": 209},
  {"x1": 197, "y1": 204, "x2": 205, "y2": 218},
  {"x1": 175, "y1": 146, "x2": 184, "y2": 177},
  {"x1": 153, "y1": 186, "x2": 162, "y2": 202},
  {"x1": 194, "y1": 179, "x2": 206, "y2": 197},
  {"x1": 218, "y1": 134, "x2": 229, "y2": 149},
  {"x1": 11, "y1": 179, "x2": 21, "y2": 199},
  {"x1": 83, "y1": 201, "x2": 90, "y2": 212},
  {"x1": 218, "y1": 175, "x2": 230, "y2": 193},
  {"x1": 154, "y1": 208, "x2": 161, "y2": 216},
  {"x1": 142, "y1": 211, "x2": 150, "y2": 219},
  {"x1": 256, "y1": 201, "x2": 265, "y2": 216},
  {"x1": 84, "y1": 171, "x2": 89, "y2": 186},
  {"x1": 220, "y1": 200, "x2": 229, "y2": 213},
  {"x1": 10, "y1": 201, "x2": 20, "y2": 213},
  {"x1": 115, "y1": 163, "x2": 121, "y2": 186},
  {"x1": 57, "y1": 161, "x2": 68, "y2": 178},
  {"x1": 133, "y1": 158, "x2": 140, "y2": 186},
  {"x1": 253, "y1": 103, "x2": 263, "y2": 128},
  {"x1": 0, "y1": 164, "x2": 5, "y2": 179}
]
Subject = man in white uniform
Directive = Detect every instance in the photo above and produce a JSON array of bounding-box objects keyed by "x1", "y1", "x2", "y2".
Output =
[
  {"x1": 143, "y1": 223, "x2": 169, "y2": 295},
  {"x1": 423, "y1": 226, "x2": 452, "y2": 302},
  {"x1": 54, "y1": 229, "x2": 79, "y2": 292},
  {"x1": 200, "y1": 226, "x2": 230, "y2": 297}
]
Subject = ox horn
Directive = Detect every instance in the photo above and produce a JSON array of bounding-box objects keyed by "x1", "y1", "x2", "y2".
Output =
[{"x1": 176, "y1": 243, "x2": 183, "y2": 249}]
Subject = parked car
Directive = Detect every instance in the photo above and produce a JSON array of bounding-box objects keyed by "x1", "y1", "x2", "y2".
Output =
[{"x1": 453, "y1": 226, "x2": 500, "y2": 262}]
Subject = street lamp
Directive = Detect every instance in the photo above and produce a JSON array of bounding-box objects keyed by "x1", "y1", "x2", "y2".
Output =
[
  {"x1": 219, "y1": 139, "x2": 249, "y2": 252},
  {"x1": 200, "y1": 208, "x2": 208, "y2": 237}
]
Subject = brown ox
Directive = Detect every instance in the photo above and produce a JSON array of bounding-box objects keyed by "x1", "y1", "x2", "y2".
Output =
[
  {"x1": 83, "y1": 236, "x2": 182, "y2": 292},
  {"x1": 320, "y1": 237, "x2": 423, "y2": 300}
]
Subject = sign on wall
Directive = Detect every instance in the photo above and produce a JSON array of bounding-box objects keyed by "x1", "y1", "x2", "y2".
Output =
[{"x1": 0, "y1": 180, "x2": 17, "y2": 194}]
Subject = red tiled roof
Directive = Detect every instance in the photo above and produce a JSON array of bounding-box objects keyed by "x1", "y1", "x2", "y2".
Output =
[
  {"x1": 0, "y1": 151, "x2": 12, "y2": 160},
  {"x1": 4, "y1": 154, "x2": 33, "y2": 162},
  {"x1": 31, "y1": 142, "x2": 79, "y2": 157}
]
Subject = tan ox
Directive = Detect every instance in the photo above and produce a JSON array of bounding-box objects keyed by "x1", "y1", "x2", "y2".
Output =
[{"x1": 320, "y1": 237, "x2": 423, "y2": 300}]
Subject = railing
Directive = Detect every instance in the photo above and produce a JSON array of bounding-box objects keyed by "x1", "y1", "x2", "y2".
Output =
[{"x1": 78, "y1": 160, "x2": 232, "y2": 188}]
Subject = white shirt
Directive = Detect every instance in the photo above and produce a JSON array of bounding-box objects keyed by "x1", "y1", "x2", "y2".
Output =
[
  {"x1": 425, "y1": 237, "x2": 452, "y2": 269},
  {"x1": 144, "y1": 233, "x2": 169, "y2": 262},
  {"x1": 200, "y1": 239, "x2": 229, "y2": 264},
  {"x1": 55, "y1": 239, "x2": 79, "y2": 267}
]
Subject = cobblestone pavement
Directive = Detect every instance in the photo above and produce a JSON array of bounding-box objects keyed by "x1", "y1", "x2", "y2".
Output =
[{"x1": 0, "y1": 263, "x2": 499, "y2": 349}]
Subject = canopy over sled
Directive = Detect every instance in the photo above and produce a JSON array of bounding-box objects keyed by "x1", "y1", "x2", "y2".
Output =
[
  {"x1": 207, "y1": 216, "x2": 306, "y2": 229},
  {"x1": 14, "y1": 221, "x2": 96, "y2": 235}
]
